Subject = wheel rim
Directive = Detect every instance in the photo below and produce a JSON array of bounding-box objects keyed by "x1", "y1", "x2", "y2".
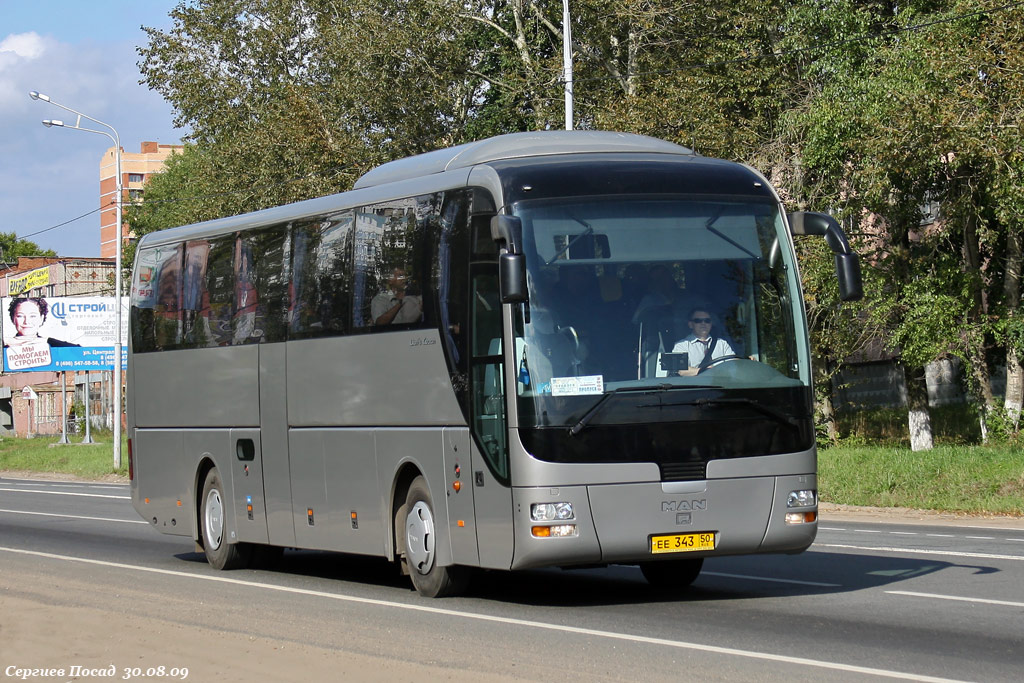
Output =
[
  {"x1": 204, "y1": 488, "x2": 224, "y2": 551},
  {"x1": 405, "y1": 501, "x2": 435, "y2": 574}
]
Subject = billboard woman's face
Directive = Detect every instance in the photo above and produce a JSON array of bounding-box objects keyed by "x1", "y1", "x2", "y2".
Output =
[{"x1": 12, "y1": 301, "x2": 43, "y2": 337}]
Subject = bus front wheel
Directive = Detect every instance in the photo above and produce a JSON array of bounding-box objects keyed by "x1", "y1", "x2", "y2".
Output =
[
  {"x1": 200, "y1": 467, "x2": 252, "y2": 570},
  {"x1": 402, "y1": 476, "x2": 470, "y2": 597},
  {"x1": 639, "y1": 557, "x2": 704, "y2": 589}
]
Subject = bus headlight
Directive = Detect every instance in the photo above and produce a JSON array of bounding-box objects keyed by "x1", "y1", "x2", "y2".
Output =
[
  {"x1": 787, "y1": 490, "x2": 816, "y2": 508},
  {"x1": 531, "y1": 502, "x2": 575, "y2": 521}
]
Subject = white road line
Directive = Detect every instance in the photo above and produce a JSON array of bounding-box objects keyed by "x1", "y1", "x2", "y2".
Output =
[
  {"x1": 964, "y1": 536, "x2": 995, "y2": 540},
  {"x1": 891, "y1": 532, "x2": 919, "y2": 536},
  {"x1": 854, "y1": 529, "x2": 883, "y2": 533},
  {"x1": 0, "y1": 477, "x2": 125, "y2": 489},
  {"x1": 816, "y1": 543, "x2": 1024, "y2": 562},
  {"x1": 0, "y1": 545, "x2": 968, "y2": 683},
  {"x1": 926, "y1": 534, "x2": 955, "y2": 538},
  {"x1": 702, "y1": 571, "x2": 840, "y2": 587},
  {"x1": 888, "y1": 591, "x2": 1024, "y2": 609},
  {"x1": 820, "y1": 527, "x2": 846, "y2": 531},
  {"x1": 0, "y1": 487, "x2": 129, "y2": 500},
  {"x1": 1008, "y1": 539, "x2": 1024, "y2": 542},
  {"x1": 0, "y1": 508, "x2": 146, "y2": 525}
]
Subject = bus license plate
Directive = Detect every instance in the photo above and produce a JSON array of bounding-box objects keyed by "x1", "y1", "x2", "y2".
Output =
[{"x1": 650, "y1": 532, "x2": 716, "y2": 554}]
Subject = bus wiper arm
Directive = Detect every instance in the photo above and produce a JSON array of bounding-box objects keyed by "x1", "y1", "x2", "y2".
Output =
[
  {"x1": 641, "y1": 397, "x2": 800, "y2": 428},
  {"x1": 568, "y1": 384, "x2": 674, "y2": 436},
  {"x1": 546, "y1": 220, "x2": 594, "y2": 266}
]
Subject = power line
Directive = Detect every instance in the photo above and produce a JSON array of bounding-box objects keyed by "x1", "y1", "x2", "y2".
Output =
[{"x1": 17, "y1": 206, "x2": 103, "y2": 241}]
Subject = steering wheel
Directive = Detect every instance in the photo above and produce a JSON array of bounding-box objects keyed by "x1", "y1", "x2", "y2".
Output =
[{"x1": 696, "y1": 354, "x2": 742, "y2": 374}]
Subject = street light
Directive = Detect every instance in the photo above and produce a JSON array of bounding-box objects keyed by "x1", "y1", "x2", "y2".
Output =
[{"x1": 30, "y1": 90, "x2": 124, "y2": 469}]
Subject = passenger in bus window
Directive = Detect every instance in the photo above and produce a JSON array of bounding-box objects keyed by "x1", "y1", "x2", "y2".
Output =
[
  {"x1": 371, "y1": 267, "x2": 422, "y2": 325},
  {"x1": 5, "y1": 297, "x2": 80, "y2": 348},
  {"x1": 670, "y1": 306, "x2": 735, "y2": 376}
]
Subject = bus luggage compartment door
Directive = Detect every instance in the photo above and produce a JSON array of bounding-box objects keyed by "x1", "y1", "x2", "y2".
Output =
[{"x1": 229, "y1": 428, "x2": 269, "y2": 544}]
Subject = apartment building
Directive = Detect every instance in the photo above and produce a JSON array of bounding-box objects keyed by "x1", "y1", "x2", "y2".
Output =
[{"x1": 99, "y1": 141, "x2": 183, "y2": 258}]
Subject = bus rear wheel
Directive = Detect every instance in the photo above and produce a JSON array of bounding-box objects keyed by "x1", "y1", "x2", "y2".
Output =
[
  {"x1": 639, "y1": 557, "x2": 704, "y2": 589},
  {"x1": 200, "y1": 467, "x2": 252, "y2": 570},
  {"x1": 402, "y1": 476, "x2": 470, "y2": 597}
]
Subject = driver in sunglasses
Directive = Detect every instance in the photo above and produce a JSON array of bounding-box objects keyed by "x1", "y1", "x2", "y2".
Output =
[{"x1": 670, "y1": 307, "x2": 736, "y2": 377}]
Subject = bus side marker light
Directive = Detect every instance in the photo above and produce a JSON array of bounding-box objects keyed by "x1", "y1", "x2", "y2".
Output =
[
  {"x1": 307, "y1": 508, "x2": 315, "y2": 526},
  {"x1": 351, "y1": 511, "x2": 358, "y2": 529},
  {"x1": 144, "y1": 498, "x2": 150, "y2": 504},
  {"x1": 453, "y1": 480, "x2": 461, "y2": 492},
  {"x1": 176, "y1": 499, "x2": 182, "y2": 507},
  {"x1": 457, "y1": 520, "x2": 465, "y2": 527}
]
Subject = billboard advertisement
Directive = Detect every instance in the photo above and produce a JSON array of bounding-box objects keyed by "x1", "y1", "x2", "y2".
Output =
[{"x1": 2, "y1": 296, "x2": 129, "y2": 372}]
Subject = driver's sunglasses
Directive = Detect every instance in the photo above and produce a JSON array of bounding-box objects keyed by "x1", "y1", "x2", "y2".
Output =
[{"x1": 690, "y1": 317, "x2": 712, "y2": 324}]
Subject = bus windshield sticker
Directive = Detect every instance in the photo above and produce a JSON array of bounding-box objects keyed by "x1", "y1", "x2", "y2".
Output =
[{"x1": 550, "y1": 375, "x2": 605, "y2": 396}]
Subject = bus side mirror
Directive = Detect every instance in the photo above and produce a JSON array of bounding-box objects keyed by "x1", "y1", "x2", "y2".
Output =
[
  {"x1": 788, "y1": 211, "x2": 864, "y2": 302},
  {"x1": 499, "y1": 252, "x2": 528, "y2": 303},
  {"x1": 492, "y1": 215, "x2": 528, "y2": 303},
  {"x1": 835, "y1": 253, "x2": 863, "y2": 302}
]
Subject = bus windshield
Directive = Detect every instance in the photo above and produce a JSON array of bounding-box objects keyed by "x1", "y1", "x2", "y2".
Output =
[{"x1": 512, "y1": 195, "x2": 810, "y2": 429}]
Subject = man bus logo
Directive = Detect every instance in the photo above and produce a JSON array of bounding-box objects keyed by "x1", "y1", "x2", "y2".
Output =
[
  {"x1": 661, "y1": 499, "x2": 707, "y2": 512},
  {"x1": 662, "y1": 499, "x2": 706, "y2": 526}
]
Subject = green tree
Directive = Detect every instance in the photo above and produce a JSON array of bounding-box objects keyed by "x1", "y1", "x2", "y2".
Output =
[{"x1": 0, "y1": 232, "x2": 57, "y2": 260}]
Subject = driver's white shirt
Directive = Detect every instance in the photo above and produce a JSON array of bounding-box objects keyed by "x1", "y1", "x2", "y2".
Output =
[{"x1": 671, "y1": 335, "x2": 735, "y2": 368}]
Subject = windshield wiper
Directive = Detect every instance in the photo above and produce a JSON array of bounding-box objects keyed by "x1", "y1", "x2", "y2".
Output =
[
  {"x1": 641, "y1": 396, "x2": 800, "y2": 428},
  {"x1": 568, "y1": 384, "x2": 719, "y2": 436}
]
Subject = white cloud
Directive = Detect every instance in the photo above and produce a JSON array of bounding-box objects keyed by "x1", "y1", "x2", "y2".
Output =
[{"x1": 0, "y1": 32, "x2": 46, "y2": 59}]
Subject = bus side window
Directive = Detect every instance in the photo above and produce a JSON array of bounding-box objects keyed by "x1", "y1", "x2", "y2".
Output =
[{"x1": 470, "y1": 271, "x2": 508, "y2": 483}]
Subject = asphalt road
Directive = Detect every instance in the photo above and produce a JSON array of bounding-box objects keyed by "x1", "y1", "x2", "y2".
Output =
[{"x1": 1, "y1": 475, "x2": 1022, "y2": 682}]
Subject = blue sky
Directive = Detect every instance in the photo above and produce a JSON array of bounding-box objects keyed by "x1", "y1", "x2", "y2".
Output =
[{"x1": 0, "y1": 0, "x2": 186, "y2": 257}]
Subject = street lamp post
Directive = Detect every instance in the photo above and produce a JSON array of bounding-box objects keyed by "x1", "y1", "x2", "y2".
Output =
[
  {"x1": 562, "y1": 0, "x2": 574, "y2": 131},
  {"x1": 29, "y1": 91, "x2": 123, "y2": 469}
]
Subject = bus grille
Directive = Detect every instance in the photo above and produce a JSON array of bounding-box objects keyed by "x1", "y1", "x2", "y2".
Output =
[{"x1": 660, "y1": 462, "x2": 707, "y2": 481}]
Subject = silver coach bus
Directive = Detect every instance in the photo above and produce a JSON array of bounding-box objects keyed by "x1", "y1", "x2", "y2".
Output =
[{"x1": 128, "y1": 131, "x2": 861, "y2": 597}]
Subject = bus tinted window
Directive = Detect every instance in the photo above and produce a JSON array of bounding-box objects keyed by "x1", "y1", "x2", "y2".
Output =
[
  {"x1": 242, "y1": 226, "x2": 289, "y2": 344},
  {"x1": 353, "y1": 197, "x2": 437, "y2": 330},
  {"x1": 291, "y1": 212, "x2": 353, "y2": 339},
  {"x1": 182, "y1": 237, "x2": 234, "y2": 348},
  {"x1": 130, "y1": 244, "x2": 183, "y2": 352}
]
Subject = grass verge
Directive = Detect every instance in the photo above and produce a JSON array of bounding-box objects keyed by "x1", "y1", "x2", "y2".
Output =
[
  {"x1": 818, "y1": 443, "x2": 1024, "y2": 516},
  {"x1": 0, "y1": 434, "x2": 128, "y2": 480},
  {"x1": 2, "y1": 436, "x2": 1021, "y2": 517}
]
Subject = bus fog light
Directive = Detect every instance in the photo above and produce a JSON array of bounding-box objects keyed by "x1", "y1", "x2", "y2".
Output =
[
  {"x1": 532, "y1": 524, "x2": 577, "y2": 538},
  {"x1": 785, "y1": 511, "x2": 817, "y2": 524},
  {"x1": 787, "y1": 490, "x2": 816, "y2": 508},
  {"x1": 531, "y1": 502, "x2": 574, "y2": 522}
]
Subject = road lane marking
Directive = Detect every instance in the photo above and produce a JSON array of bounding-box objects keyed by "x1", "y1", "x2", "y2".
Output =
[
  {"x1": 701, "y1": 571, "x2": 841, "y2": 587},
  {"x1": 816, "y1": 543, "x2": 1024, "y2": 562},
  {"x1": 0, "y1": 508, "x2": 146, "y2": 525},
  {"x1": 0, "y1": 545, "x2": 968, "y2": 683},
  {"x1": 925, "y1": 534, "x2": 955, "y2": 538},
  {"x1": 0, "y1": 487, "x2": 129, "y2": 500},
  {"x1": 891, "y1": 532, "x2": 919, "y2": 536},
  {"x1": 964, "y1": 536, "x2": 995, "y2": 540},
  {"x1": 888, "y1": 591, "x2": 1024, "y2": 609}
]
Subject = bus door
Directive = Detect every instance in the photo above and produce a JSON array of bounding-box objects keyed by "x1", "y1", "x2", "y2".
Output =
[
  {"x1": 258, "y1": 343, "x2": 296, "y2": 547},
  {"x1": 468, "y1": 268, "x2": 514, "y2": 569}
]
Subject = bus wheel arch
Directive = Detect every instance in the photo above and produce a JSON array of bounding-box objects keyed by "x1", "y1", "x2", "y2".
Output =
[
  {"x1": 400, "y1": 475, "x2": 470, "y2": 597},
  {"x1": 198, "y1": 464, "x2": 252, "y2": 570}
]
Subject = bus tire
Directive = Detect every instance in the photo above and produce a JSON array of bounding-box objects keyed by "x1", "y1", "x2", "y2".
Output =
[
  {"x1": 639, "y1": 557, "x2": 703, "y2": 589},
  {"x1": 402, "y1": 476, "x2": 470, "y2": 597},
  {"x1": 200, "y1": 467, "x2": 252, "y2": 570}
]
